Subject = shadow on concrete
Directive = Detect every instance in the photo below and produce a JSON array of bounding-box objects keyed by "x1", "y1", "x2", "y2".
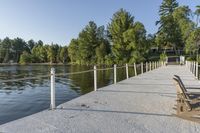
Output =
[
  {"x1": 57, "y1": 107, "x2": 174, "y2": 118},
  {"x1": 118, "y1": 82, "x2": 174, "y2": 86},
  {"x1": 98, "y1": 90, "x2": 176, "y2": 95}
]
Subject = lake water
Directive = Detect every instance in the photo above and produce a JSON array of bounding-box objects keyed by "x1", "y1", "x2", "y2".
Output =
[{"x1": 0, "y1": 65, "x2": 138, "y2": 124}]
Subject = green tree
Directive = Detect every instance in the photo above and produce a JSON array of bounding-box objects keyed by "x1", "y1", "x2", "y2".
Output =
[
  {"x1": 95, "y1": 42, "x2": 110, "y2": 64},
  {"x1": 68, "y1": 39, "x2": 80, "y2": 64},
  {"x1": 123, "y1": 22, "x2": 147, "y2": 63},
  {"x1": 78, "y1": 21, "x2": 99, "y2": 64},
  {"x1": 59, "y1": 46, "x2": 68, "y2": 63},
  {"x1": 108, "y1": 8, "x2": 134, "y2": 63},
  {"x1": 185, "y1": 28, "x2": 200, "y2": 54},
  {"x1": 69, "y1": 21, "x2": 110, "y2": 65},
  {"x1": 27, "y1": 39, "x2": 35, "y2": 50},
  {"x1": 12, "y1": 38, "x2": 29, "y2": 62},
  {"x1": 195, "y1": 5, "x2": 200, "y2": 27},
  {"x1": 156, "y1": 0, "x2": 182, "y2": 54},
  {"x1": 173, "y1": 6, "x2": 195, "y2": 46},
  {"x1": 19, "y1": 51, "x2": 32, "y2": 64},
  {"x1": 47, "y1": 44, "x2": 59, "y2": 63},
  {"x1": 0, "y1": 37, "x2": 12, "y2": 63}
]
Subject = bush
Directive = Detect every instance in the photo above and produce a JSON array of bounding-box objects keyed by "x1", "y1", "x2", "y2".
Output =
[
  {"x1": 160, "y1": 53, "x2": 167, "y2": 61},
  {"x1": 19, "y1": 51, "x2": 32, "y2": 64}
]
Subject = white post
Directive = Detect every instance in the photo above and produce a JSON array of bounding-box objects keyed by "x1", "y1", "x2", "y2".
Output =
[
  {"x1": 50, "y1": 68, "x2": 55, "y2": 110},
  {"x1": 196, "y1": 62, "x2": 198, "y2": 79},
  {"x1": 126, "y1": 63, "x2": 129, "y2": 79},
  {"x1": 192, "y1": 61, "x2": 193, "y2": 72},
  {"x1": 152, "y1": 62, "x2": 154, "y2": 70},
  {"x1": 186, "y1": 61, "x2": 187, "y2": 68},
  {"x1": 94, "y1": 66, "x2": 97, "y2": 91},
  {"x1": 194, "y1": 62, "x2": 196, "y2": 75},
  {"x1": 114, "y1": 64, "x2": 117, "y2": 84},
  {"x1": 134, "y1": 63, "x2": 137, "y2": 76},
  {"x1": 141, "y1": 62, "x2": 143, "y2": 74},
  {"x1": 192, "y1": 61, "x2": 193, "y2": 73},
  {"x1": 146, "y1": 62, "x2": 148, "y2": 72},
  {"x1": 156, "y1": 61, "x2": 158, "y2": 68},
  {"x1": 193, "y1": 61, "x2": 195, "y2": 74},
  {"x1": 150, "y1": 62, "x2": 152, "y2": 71}
]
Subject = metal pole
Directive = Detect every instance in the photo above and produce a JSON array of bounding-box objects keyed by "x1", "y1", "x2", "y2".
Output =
[
  {"x1": 50, "y1": 68, "x2": 55, "y2": 110},
  {"x1": 126, "y1": 63, "x2": 129, "y2": 79},
  {"x1": 114, "y1": 64, "x2": 117, "y2": 84},
  {"x1": 94, "y1": 66, "x2": 97, "y2": 91},
  {"x1": 141, "y1": 62, "x2": 143, "y2": 74},
  {"x1": 134, "y1": 63, "x2": 137, "y2": 76}
]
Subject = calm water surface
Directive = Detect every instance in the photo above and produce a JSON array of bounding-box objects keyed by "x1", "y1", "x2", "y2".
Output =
[{"x1": 0, "y1": 65, "x2": 138, "y2": 124}]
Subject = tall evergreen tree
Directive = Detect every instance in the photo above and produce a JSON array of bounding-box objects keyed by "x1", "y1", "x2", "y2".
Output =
[
  {"x1": 108, "y1": 9, "x2": 134, "y2": 63},
  {"x1": 156, "y1": 0, "x2": 182, "y2": 54},
  {"x1": 173, "y1": 6, "x2": 195, "y2": 46},
  {"x1": 195, "y1": 5, "x2": 200, "y2": 27}
]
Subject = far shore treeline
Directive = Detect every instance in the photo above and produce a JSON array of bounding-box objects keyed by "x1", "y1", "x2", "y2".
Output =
[{"x1": 0, "y1": 0, "x2": 200, "y2": 65}]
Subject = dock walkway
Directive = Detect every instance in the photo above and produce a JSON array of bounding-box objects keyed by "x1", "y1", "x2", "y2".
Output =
[{"x1": 1, "y1": 65, "x2": 200, "y2": 133}]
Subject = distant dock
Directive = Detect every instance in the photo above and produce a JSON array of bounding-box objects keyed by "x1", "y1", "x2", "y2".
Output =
[{"x1": 1, "y1": 65, "x2": 200, "y2": 133}]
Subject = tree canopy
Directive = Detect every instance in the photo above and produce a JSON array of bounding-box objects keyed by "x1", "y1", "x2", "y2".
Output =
[{"x1": 1, "y1": 1, "x2": 200, "y2": 64}]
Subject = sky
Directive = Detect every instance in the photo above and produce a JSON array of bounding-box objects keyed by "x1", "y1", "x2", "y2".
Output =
[{"x1": 0, "y1": 0, "x2": 199, "y2": 45}]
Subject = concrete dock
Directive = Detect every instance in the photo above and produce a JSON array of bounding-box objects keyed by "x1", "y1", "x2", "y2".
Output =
[{"x1": 1, "y1": 65, "x2": 200, "y2": 133}]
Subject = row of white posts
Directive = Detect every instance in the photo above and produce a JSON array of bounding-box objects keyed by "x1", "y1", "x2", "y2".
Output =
[
  {"x1": 50, "y1": 61, "x2": 166, "y2": 110},
  {"x1": 186, "y1": 61, "x2": 199, "y2": 79}
]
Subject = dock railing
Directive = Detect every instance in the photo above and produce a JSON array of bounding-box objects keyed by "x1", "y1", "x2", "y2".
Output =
[
  {"x1": 0, "y1": 61, "x2": 165, "y2": 110},
  {"x1": 50, "y1": 61, "x2": 165, "y2": 110},
  {"x1": 186, "y1": 61, "x2": 199, "y2": 79}
]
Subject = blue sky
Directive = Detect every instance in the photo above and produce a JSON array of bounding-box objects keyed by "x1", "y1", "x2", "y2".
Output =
[{"x1": 0, "y1": 0, "x2": 199, "y2": 45}]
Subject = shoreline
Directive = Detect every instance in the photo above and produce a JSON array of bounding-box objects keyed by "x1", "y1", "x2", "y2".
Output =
[{"x1": 0, "y1": 63, "x2": 70, "y2": 66}]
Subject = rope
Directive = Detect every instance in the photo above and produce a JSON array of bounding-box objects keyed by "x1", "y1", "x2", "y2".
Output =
[
  {"x1": 55, "y1": 69, "x2": 94, "y2": 76},
  {"x1": 96, "y1": 67, "x2": 114, "y2": 71},
  {"x1": 0, "y1": 75, "x2": 50, "y2": 83},
  {"x1": 116, "y1": 66, "x2": 126, "y2": 69},
  {"x1": 136, "y1": 64, "x2": 141, "y2": 67},
  {"x1": 128, "y1": 64, "x2": 134, "y2": 67}
]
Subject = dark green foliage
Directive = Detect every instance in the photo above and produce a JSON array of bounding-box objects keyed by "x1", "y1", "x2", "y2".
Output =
[
  {"x1": 185, "y1": 28, "x2": 200, "y2": 54},
  {"x1": 19, "y1": 51, "x2": 32, "y2": 64},
  {"x1": 68, "y1": 21, "x2": 111, "y2": 65},
  {"x1": 108, "y1": 9, "x2": 148, "y2": 64},
  {"x1": 156, "y1": 0, "x2": 183, "y2": 54},
  {"x1": 0, "y1": 37, "x2": 69, "y2": 64},
  {"x1": 195, "y1": 5, "x2": 200, "y2": 27}
]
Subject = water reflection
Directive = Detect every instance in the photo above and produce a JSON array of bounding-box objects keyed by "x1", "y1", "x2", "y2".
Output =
[{"x1": 0, "y1": 65, "x2": 135, "y2": 124}]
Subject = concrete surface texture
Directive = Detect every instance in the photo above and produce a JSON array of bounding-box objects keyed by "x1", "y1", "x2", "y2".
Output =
[{"x1": 1, "y1": 65, "x2": 200, "y2": 133}]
